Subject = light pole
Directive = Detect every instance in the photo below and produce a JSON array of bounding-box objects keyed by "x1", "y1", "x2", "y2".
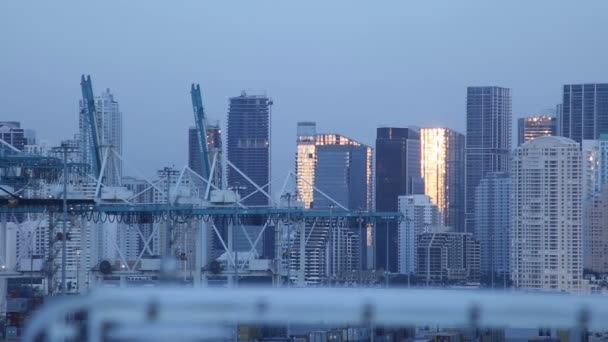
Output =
[{"x1": 52, "y1": 142, "x2": 77, "y2": 296}]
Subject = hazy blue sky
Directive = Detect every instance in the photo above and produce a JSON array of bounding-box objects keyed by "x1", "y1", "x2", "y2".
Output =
[{"x1": 1, "y1": 1, "x2": 608, "y2": 179}]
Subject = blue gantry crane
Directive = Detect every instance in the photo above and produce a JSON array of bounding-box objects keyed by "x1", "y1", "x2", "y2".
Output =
[
  {"x1": 190, "y1": 84, "x2": 211, "y2": 184},
  {"x1": 80, "y1": 75, "x2": 102, "y2": 179}
]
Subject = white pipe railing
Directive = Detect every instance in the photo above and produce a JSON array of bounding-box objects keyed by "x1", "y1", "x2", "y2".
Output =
[{"x1": 23, "y1": 287, "x2": 608, "y2": 342}]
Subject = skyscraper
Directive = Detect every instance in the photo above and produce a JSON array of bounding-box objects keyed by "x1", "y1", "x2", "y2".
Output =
[
  {"x1": 581, "y1": 135, "x2": 608, "y2": 271},
  {"x1": 585, "y1": 185, "x2": 608, "y2": 274},
  {"x1": 465, "y1": 86, "x2": 512, "y2": 233},
  {"x1": 420, "y1": 127, "x2": 465, "y2": 231},
  {"x1": 294, "y1": 122, "x2": 373, "y2": 271},
  {"x1": 226, "y1": 91, "x2": 271, "y2": 206},
  {"x1": 561, "y1": 84, "x2": 608, "y2": 143},
  {"x1": 79, "y1": 88, "x2": 122, "y2": 186},
  {"x1": 517, "y1": 115, "x2": 557, "y2": 146},
  {"x1": 511, "y1": 136, "x2": 582, "y2": 292},
  {"x1": 375, "y1": 127, "x2": 423, "y2": 272},
  {"x1": 188, "y1": 122, "x2": 222, "y2": 180},
  {"x1": 474, "y1": 172, "x2": 511, "y2": 280},
  {"x1": 397, "y1": 194, "x2": 439, "y2": 275}
]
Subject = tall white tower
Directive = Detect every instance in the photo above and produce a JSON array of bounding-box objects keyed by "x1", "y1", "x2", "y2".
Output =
[
  {"x1": 79, "y1": 88, "x2": 123, "y2": 186},
  {"x1": 397, "y1": 195, "x2": 440, "y2": 275},
  {"x1": 511, "y1": 136, "x2": 582, "y2": 293}
]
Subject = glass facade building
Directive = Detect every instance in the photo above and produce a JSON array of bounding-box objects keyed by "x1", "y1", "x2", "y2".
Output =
[
  {"x1": 420, "y1": 128, "x2": 465, "y2": 232},
  {"x1": 375, "y1": 127, "x2": 423, "y2": 272},
  {"x1": 561, "y1": 84, "x2": 608, "y2": 143},
  {"x1": 474, "y1": 172, "x2": 511, "y2": 280},
  {"x1": 226, "y1": 91, "x2": 271, "y2": 206},
  {"x1": 226, "y1": 91, "x2": 273, "y2": 258},
  {"x1": 295, "y1": 122, "x2": 373, "y2": 270},
  {"x1": 465, "y1": 86, "x2": 512, "y2": 234},
  {"x1": 517, "y1": 115, "x2": 557, "y2": 146}
]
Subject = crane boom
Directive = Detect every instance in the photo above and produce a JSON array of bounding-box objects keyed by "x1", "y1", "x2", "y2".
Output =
[
  {"x1": 80, "y1": 75, "x2": 102, "y2": 178},
  {"x1": 190, "y1": 84, "x2": 211, "y2": 182}
]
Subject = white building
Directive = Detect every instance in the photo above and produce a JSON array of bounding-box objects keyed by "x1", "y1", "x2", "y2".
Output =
[
  {"x1": 79, "y1": 88, "x2": 123, "y2": 186},
  {"x1": 397, "y1": 195, "x2": 440, "y2": 275},
  {"x1": 582, "y1": 136, "x2": 608, "y2": 270},
  {"x1": 511, "y1": 136, "x2": 582, "y2": 293}
]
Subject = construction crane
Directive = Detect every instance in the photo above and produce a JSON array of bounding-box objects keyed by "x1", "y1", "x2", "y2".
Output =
[
  {"x1": 80, "y1": 75, "x2": 101, "y2": 179},
  {"x1": 190, "y1": 84, "x2": 212, "y2": 185}
]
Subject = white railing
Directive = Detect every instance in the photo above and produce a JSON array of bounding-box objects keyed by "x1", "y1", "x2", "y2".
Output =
[{"x1": 24, "y1": 287, "x2": 608, "y2": 342}]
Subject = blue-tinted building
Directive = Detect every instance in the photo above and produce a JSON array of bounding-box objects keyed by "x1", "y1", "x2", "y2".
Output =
[
  {"x1": 474, "y1": 172, "x2": 511, "y2": 281},
  {"x1": 375, "y1": 127, "x2": 423, "y2": 272},
  {"x1": 561, "y1": 84, "x2": 608, "y2": 143},
  {"x1": 465, "y1": 86, "x2": 512, "y2": 234}
]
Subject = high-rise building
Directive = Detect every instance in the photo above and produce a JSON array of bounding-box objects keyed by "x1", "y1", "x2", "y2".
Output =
[
  {"x1": 474, "y1": 172, "x2": 511, "y2": 279},
  {"x1": 294, "y1": 122, "x2": 373, "y2": 271},
  {"x1": 420, "y1": 127, "x2": 465, "y2": 231},
  {"x1": 0, "y1": 121, "x2": 36, "y2": 151},
  {"x1": 517, "y1": 115, "x2": 557, "y2": 146},
  {"x1": 511, "y1": 136, "x2": 582, "y2": 292},
  {"x1": 225, "y1": 91, "x2": 273, "y2": 259},
  {"x1": 226, "y1": 90, "x2": 271, "y2": 207},
  {"x1": 295, "y1": 122, "x2": 373, "y2": 211},
  {"x1": 465, "y1": 86, "x2": 512, "y2": 234},
  {"x1": 585, "y1": 185, "x2": 608, "y2": 274},
  {"x1": 581, "y1": 136, "x2": 608, "y2": 271},
  {"x1": 561, "y1": 84, "x2": 608, "y2": 143},
  {"x1": 79, "y1": 88, "x2": 123, "y2": 186},
  {"x1": 397, "y1": 195, "x2": 440, "y2": 275},
  {"x1": 375, "y1": 127, "x2": 423, "y2": 272},
  {"x1": 416, "y1": 231, "x2": 480, "y2": 285},
  {"x1": 188, "y1": 121, "x2": 222, "y2": 179}
]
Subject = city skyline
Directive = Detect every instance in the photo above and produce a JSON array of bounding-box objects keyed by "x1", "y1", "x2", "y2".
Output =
[{"x1": 2, "y1": 1, "x2": 608, "y2": 178}]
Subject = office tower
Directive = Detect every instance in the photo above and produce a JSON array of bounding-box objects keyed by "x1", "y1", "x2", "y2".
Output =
[
  {"x1": 397, "y1": 195, "x2": 440, "y2": 275},
  {"x1": 79, "y1": 88, "x2": 123, "y2": 186},
  {"x1": 416, "y1": 231, "x2": 480, "y2": 285},
  {"x1": 376, "y1": 127, "x2": 423, "y2": 272},
  {"x1": 226, "y1": 90, "x2": 271, "y2": 206},
  {"x1": 585, "y1": 186, "x2": 608, "y2": 274},
  {"x1": 465, "y1": 86, "x2": 512, "y2": 234},
  {"x1": 295, "y1": 123, "x2": 373, "y2": 211},
  {"x1": 226, "y1": 91, "x2": 272, "y2": 259},
  {"x1": 294, "y1": 122, "x2": 373, "y2": 271},
  {"x1": 511, "y1": 136, "x2": 582, "y2": 292},
  {"x1": 188, "y1": 121, "x2": 222, "y2": 180},
  {"x1": 561, "y1": 84, "x2": 608, "y2": 143},
  {"x1": 581, "y1": 136, "x2": 608, "y2": 270},
  {"x1": 582, "y1": 136, "x2": 608, "y2": 200},
  {"x1": 295, "y1": 122, "x2": 317, "y2": 208},
  {"x1": 517, "y1": 115, "x2": 557, "y2": 146},
  {"x1": 0, "y1": 121, "x2": 35, "y2": 151},
  {"x1": 474, "y1": 172, "x2": 511, "y2": 280},
  {"x1": 420, "y1": 127, "x2": 465, "y2": 231}
]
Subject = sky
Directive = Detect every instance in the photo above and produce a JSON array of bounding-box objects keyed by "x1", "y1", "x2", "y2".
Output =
[{"x1": 1, "y1": 1, "x2": 608, "y2": 180}]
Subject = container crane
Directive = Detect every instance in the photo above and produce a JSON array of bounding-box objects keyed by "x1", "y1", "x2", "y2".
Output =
[
  {"x1": 80, "y1": 75, "x2": 102, "y2": 179},
  {"x1": 190, "y1": 84, "x2": 211, "y2": 185}
]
